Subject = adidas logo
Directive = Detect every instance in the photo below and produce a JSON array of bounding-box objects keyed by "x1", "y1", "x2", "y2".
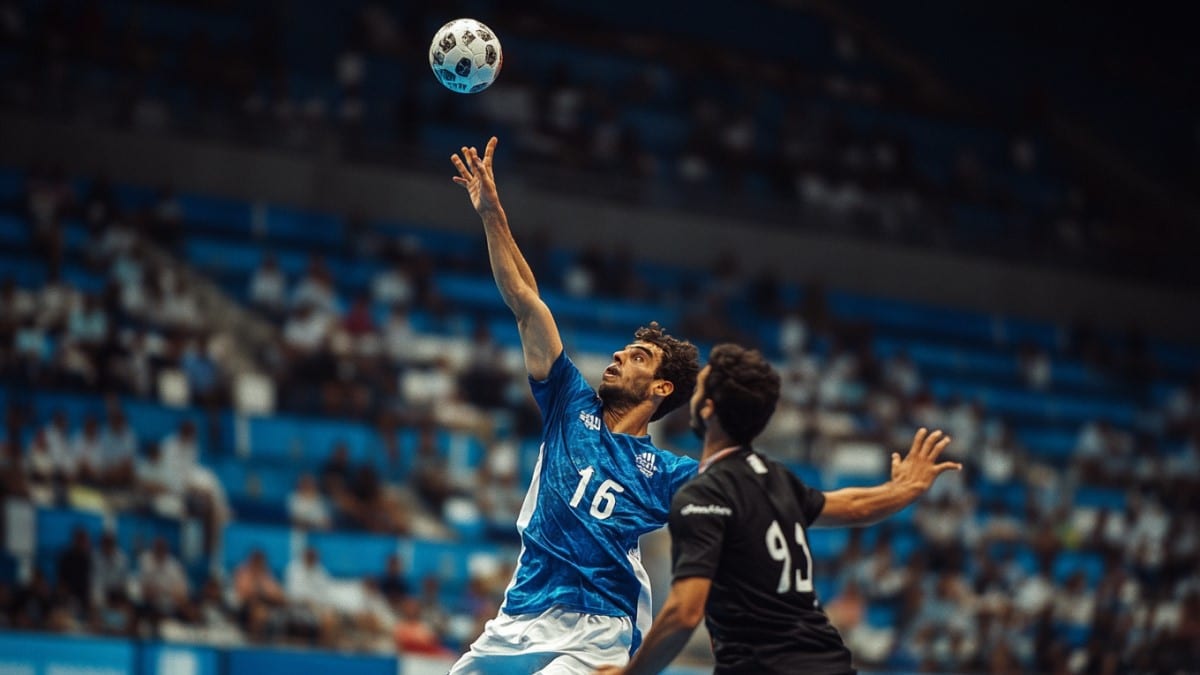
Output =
[
  {"x1": 579, "y1": 411, "x2": 602, "y2": 431},
  {"x1": 636, "y1": 452, "x2": 657, "y2": 478}
]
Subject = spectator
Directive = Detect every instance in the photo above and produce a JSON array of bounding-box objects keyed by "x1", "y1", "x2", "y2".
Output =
[
  {"x1": 66, "y1": 295, "x2": 109, "y2": 348},
  {"x1": 250, "y1": 254, "x2": 288, "y2": 320},
  {"x1": 342, "y1": 295, "x2": 375, "y2": 337},
  {"x1": 193, "y1": 577, "x2": 242, "y2": 645},
  {"x1": 291, "y1": 257, "x2": 340, "y2": 316},
  {"x1": 392, "y1": 596, "x2": 451, "y2": 657},
  {"x1": 91, "y1": 531, "x2": 130, "y2": 606},
  {"x1": 283, "y1": 303, "x2": 332, "y2": 356},
  {"x1": 42, "y1": 410, "x2": 73, "y2": 479},
  {"x1": 371, "y1": 263, "x2": 413, "y2": 308},
  {"x1": 71, "y1": 415, "x2": 105, "y2": 484},
  {"x1": 378, "y1": 554, "x2": 411, "y2": 604},
  {"x1": 92, "y1": 589, "x2": 135, "y2": 637},
  {"x1": 233, "y1": 549, "x2": 287, "y2": 642},
  {"x1": 25, "y1": 430, "x2": 60, "y2": 503},
  {"x1": 10, "y1": 568, "x2": 57, "y2": 630},
  {"x1": 284, "y1": 547, "x2": 339, "y2": 645},
  {"x1": 137, "y1": 537, "x2": 192, "y2": 623},
  {"x1": 98, "y1": 408, "x2": 137, "y2": 487},
  {"x1": 354, "y1": 578, "x2": 396, "y2": 648},
  {"x1": 57, "y1": 527, "x2": 93, "y2": 613},
  {"x1": 382, "y1": 305, "x2": 414, "y2": 364},
  {"x1": 180, "y1": 338, "x2": 221, "y2": 404},
  {"x1": 288, "y1": 474, "x2": 332, "y2": 530}
]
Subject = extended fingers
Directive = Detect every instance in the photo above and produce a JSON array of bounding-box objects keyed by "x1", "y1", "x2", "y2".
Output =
[
  {"x1": 934, "y1": 461, "x2": 963, "y2": 473},
  {"x1": 910, "y1": 428, "x2": 928, "y2": 455},
  {"x1": 930, "y1": 435, "x2": 952, "y2": 460},
  {"x1": 484, "y1": 136, "x2": 498, "y2": 167},
  {"x1": 451, "y1": 152, "x2": 472, "y2": 180},
  {"x1": 920, "y1": 429, "x2": 945, "y2": 457}
]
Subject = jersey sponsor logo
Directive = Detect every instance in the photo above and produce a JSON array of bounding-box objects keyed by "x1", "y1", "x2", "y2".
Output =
[
  {"x1": 578, "y1": 410, "x2": 603, "y2": 431},
  {"x1": 635, "y1": 452, "x2": 657, "y2": 478},
  {"x1": 681, "y1": 503, "x2": 732, "y2": 516}
]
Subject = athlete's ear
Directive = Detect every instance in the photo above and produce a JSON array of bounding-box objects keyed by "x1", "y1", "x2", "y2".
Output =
[{"x1": 651, "y1": 379, "x2": 674, "y2": 398}]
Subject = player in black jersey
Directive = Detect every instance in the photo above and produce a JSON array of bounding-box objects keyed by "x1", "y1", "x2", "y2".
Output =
[{"x1": 595, "y1": 344, "x2": 960, "y2": 675}]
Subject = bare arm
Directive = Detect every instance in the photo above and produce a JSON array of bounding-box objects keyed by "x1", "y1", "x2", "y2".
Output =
[
  {"x1": 452, "y1": 137, "x2": 563, "y2": 380},
  {"x1": 813, "y1": 428, "x2": 960, "y2": 528},
  {"x1": 594, "y1": 577, "x2": 711, "y2": 675}
]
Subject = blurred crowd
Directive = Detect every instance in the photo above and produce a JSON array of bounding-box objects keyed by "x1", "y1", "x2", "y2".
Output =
[
  {"x1": 1, "y1": 0, "x2": 1192, "y2": 285},
  {"x1": 2, "y1": 159, "x2": 1200, "y2": 670},
  {"x1": 0, "y1": 522, "x2": 508, "y2": 657}
]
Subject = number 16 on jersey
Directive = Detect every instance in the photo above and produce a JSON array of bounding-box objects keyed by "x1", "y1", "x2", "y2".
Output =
[{"x1": 570, "y1": 466, "x2": 626, "y2": 520}]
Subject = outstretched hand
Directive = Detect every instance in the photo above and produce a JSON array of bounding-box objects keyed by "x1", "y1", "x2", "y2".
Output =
[
  {"x1": 890, "y1": 428, "x2": 961, "y2": 493},
  {"x1": 451, "y1": 136, "x2": 501, "y2": 215}
]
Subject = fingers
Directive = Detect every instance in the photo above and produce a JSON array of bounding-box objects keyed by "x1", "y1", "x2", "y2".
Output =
[
  {"x1": 930, "y1": 435, "x2": 952, "y2": 461},
  {"x1": 468, "y1": 146, "x2": 482, "y2": 169},
  {"x1": 910, "y1": 428, "x2": 928, "y2": 455},
  {"x1": 450, "y1": 152, "x2": 472, "y2": 181},
  {"x1": 934, "y1": 461, "x2": 963, "y2": 473},
  {"x1": 451, "y1": 176, "x2": 469, "y2": 188},
  {"x1": 921, "y1": 429, "x2": 943, "y2": 456},
  {"x1": 484, "y1": 136, "x2": 497, "y2": 167}
]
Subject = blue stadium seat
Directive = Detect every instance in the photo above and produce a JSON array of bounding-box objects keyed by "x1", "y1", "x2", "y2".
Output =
[
  {"x1": 115, "y1": 513, "x2": 182, "y2": 557},
  {"x1": 178, "y1": 194, "x2": 252, "y2": 233},
  {"x1": 36, "y1": 508, "x2": 106, "y2": 559},
  {"x1": 121, "y1": 400, "x2": 206, "y2": 447},
  {"x1": 246, "y1": 415, "x2": 379, "y2": 464},
  {"x1": 222, "y1": 523, "x2": 295, "y2": 577},
  {"x1": 406, "y1": 540, "x2": 493, "y2": 592},
  {"x1": 229, "y1": 496, "x2": 291, "y2": 526},
  {"x1": 1053, "y1": 551, "x2": 1105, "y2": 588},
  {"x1": 807, "y1": 528, "x2": 850, "y2": 559},
  {"x1": 1074, "y1": 487, "x2": 1126, "y2": 511},
  {"x1": 308, "y1": 532, "x2": 399, "y2": 578},
  {"x1": 265, "y1": 206, "x2": 343, "y2": 247},
  {"x1": 865, "y1": 604, "x2": 898, "y2": 628}
]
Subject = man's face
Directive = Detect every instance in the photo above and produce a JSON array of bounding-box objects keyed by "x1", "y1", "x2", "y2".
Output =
[
  {"x1": 690, "y1": 365, "x2": 711, "y2": 440},
  {"x1": 598, "y1": 341, "x2": 665, "y2": 409}
]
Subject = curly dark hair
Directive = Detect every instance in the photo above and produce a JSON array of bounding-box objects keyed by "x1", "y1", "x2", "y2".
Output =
[
  {"x1": 703, "y1": 343, "x2": 781, "y2": 444},
  {"x1": 634, "y1": 322, "x2": 700, "y2": 422}
]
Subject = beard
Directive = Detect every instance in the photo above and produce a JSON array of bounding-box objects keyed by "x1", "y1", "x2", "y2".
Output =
[
  {"x1": 689, "y1": 397, "x2": 707, "y2": 441},
  {"x1": 598, "y1": 381, "x2": 643, "y2": 415}
]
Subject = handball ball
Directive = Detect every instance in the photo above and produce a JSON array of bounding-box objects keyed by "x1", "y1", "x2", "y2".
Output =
[{"x1": 429, "y1": 18, "x2": 503, "y2": 94}]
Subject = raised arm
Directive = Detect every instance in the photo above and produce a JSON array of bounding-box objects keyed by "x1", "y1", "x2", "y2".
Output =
[
  {"x1": 813, "y1": 428, "x2": 960, "y2": 528},
  {"x1": 452, "y1": 137, "x2": 563, "y2": 380}
]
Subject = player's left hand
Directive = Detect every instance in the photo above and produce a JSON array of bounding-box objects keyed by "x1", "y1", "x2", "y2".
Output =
[{"x1": 890, "y1": 427, "x2": 961, "y2": 493}]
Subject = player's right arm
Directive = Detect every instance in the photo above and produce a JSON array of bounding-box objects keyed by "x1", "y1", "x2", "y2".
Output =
[
  {"x1": 452, "y1": 137, "x2": 563, "y2": 380},
  {"x1": 813, "y1": 428, "x2": 959, "y2": 528}
]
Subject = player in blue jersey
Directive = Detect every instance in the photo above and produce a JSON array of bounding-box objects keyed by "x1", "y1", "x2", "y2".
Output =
[{"x1": 446, "y1": 137, "x2": 702, "y2": 675}]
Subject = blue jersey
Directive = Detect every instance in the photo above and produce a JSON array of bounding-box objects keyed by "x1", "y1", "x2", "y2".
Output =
[{"x1": 501, "y1": 352, "x2": 698, "y2": 651}]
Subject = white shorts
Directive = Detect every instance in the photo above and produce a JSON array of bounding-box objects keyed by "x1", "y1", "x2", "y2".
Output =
[{"x1": 448, "y1": 607, "x2": 632, "y2": 675}]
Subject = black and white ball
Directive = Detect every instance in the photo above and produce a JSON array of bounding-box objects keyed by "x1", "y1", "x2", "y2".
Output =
[{"x1": 429, "y1": 18, "x2": 503, "y2": 94}]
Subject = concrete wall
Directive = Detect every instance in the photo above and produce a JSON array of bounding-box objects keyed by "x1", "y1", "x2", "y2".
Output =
[{"x1": 2, "y1": 111, "x2": 1196, "y2": 341}]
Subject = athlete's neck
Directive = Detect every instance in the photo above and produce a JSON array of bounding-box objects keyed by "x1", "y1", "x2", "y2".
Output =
[
  {"x1": 603, "y1": 403, "x2": 653, "y2": 436},
  {"x1": 699, "y1": 430, "x2": 740, "y2": 465}
]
